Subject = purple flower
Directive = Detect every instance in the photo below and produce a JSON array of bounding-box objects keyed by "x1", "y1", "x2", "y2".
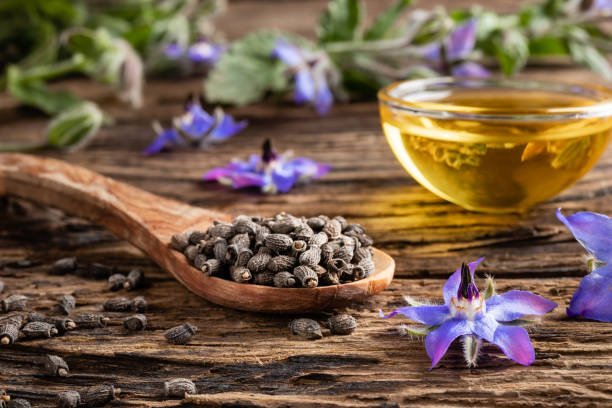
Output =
[
  {"x1": 424, "y1": 20, "x2": 489, "y2": 78},
  {"x1": 380, "y1": 259, "x2": 556, "y2": 369},
  {"x1": 557, "y1": 209, "x2": 612, "y2": 321},
  {"x1": 164, "y1": 43, "x2": 184, "y2": 59},
  {"x1": 271, "y1": 38, "x2": 333, "y2": 115},
  {"x1": 187, "y1": 41, "x2": 225, "y2": 64},
  {"x1": 143, "y1": 99, "x2": 247, "y2": 155},
  {"x1": 203, "y1": 139, "x2": 331, "y2": 194}
]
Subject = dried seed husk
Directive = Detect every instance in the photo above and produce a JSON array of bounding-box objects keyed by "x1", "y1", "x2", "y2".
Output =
[
  {"x1": 233, "y1": 217, "x2": 258, "y2": 235},
  {"x1": 354, "y1": 258, "x2": 375, "y2": 280},
  {"x1": 213, "y1": 237, "x2": 228, "y2": 262},
  {"x1": 131, "y1": 296, "x2": 147, "y2": 313},
  {"x1": 208, "y1": 222, "x2": 234, "y2": 239},
  {"x1": 328, "y1": 314, "x2": 358, "y2": 335},
  {"x1": 247, "y1": 251, "x2": 272, "y2": 274},
  {"x1": 328, "y1": 258, "x2": 353, "y2": 281},
  {"x1": 299, "y1": 247, "x2": 322, "y2": 268},
  {"x1": 165, "y1": 322, "x2": 197, "y2": 345},
  {"x1": 312, "y1": 264, "x2": 327, "y2": 277},
  {"x1": 319, "y1": 271, "x2": 340, "y2": 286},
  {"x1": 88, "y1": 263, "x2": 115, "y2": 279},
  {"x1": 51, "y1": 257, "x2": 77, "y2": 275},
  {"x1": 352, "y1": 247, "x2": 372, "y2": 264},
  {"x1": 58, "y1": 295, "x2": 75, "y2": 315},
  {"x1": 267, "y1": 255, "x2": 297, "y2": 273},
  {"x1": 333, "y1": 246, "x2": 354, "y2": 264},
  {"x1": 57, "y1": 391, "x2": 81, "y2": 408},
  {"x1": 255, "y1": 224, "x2": 270, "y2": 244},
  {"x1": 343, "y1": 223, "x2": 365, "y2": 235},
  {"x1": 7, "y1": 399, "x2": 30, "y2": 408},
  {"x1": 201, "y1": 259, "x2": 222, "y2": 276},
  {"x1": 108, "y1": 273, "x2": 127, "y2": 291},
  {"x1": 103, "y1": 296, "x2": 132, "y2": 312},
  {"x1": 290, "y1": 240, "x2": 307, "y2": 258},
  {"x1": 1, "y1": 295, "x2": 27, "y2": 313},
  {"x1": 80, "y1": 384, "x2": 119, "y2": 407},
  {"x1": 333, "y1": 216, "x2": 348, "y2": 231},
  {"x1": 265, "y1": 234, "x2": 294, "y2": 253},
  {"x1": 225, "y1": 244, "x2": 239, "y2": 264},
  {"x1": 188, "y1": 230, "x2": 208, "y2": 245},
  {"x1": 171, "y1": 232, "x2": 190, "y2": 251},
  {"x1": 322, "y1": 219, "x2": 342, "y2": 239},
  {"x1": 320, "y1": 243, "x2": 336, "y2": 264},
  {"x1": 123, "y1": 314, "x2": 147, "y2": 331},
  {"x1": 294, "y1": 266, "x2": 318, "y2": 288},
  {"x1": 1, "y1": 314, "x2": 24, "y2": 328},
  {"x1": 289, "y1": 318, "x2": 323, "y2": 339},
  {"x1": 164, "y1": 378, "x2": 197, "y2": 398},
  {"x1": 230, "y1": 233, "x2": 251, "y2": 250},
  {"x1": 124, "y1": 269, "x2": 144, "y2": 290},
  {"x1": 184, "y1": 245, "x2": 199, "y2": 262},
  {"x1": 0, "y1": 324, "x2": 18, "y2": 345},
  {"x1": 74, "y1": 314, "x2": 109, "y2": 328},
  {"x1": 48, "y1": 317, "x2": 77, "y2": 333},
  {"x1": 356, "y1": 234, "x2": 374, "y2": 247},
  {"x1": 194, "y1": 254, "x2": 207, "y2": 271},
  {"x1": 44, "y1": 354, "x2": 69, "y2": 377},
  {"x1": 308, "y1": 232, "x2": 328, "y2": 247},
  {"x1": 307, "y1": 216, "x2": 326, "y2": 230},
  {"x1": 293, "y1": 225, "x2": 314, "y2": 241},
  {"x1": 22, "y1": 321, "x2": 57, "y2": 338},
  {"x1": 230, "y1": 266, "x2": 252, "y2": 283},
  {"x1": 235, "y1": 248, "x2": 253, "y2": 268},
  {"x1": 253, "y1": 271, "x2": 276, "y2": 286},
  {"x1": 273, "y1": 272, "x2": 296, "y2": 288},
  {"x1": 198, "y1": 238, "x2": 215, "y2": 258},
  {"x1": 0, "y1": 280, "x2": 3, "y2": 294},
  {"x1": 269, "y1": 216, "x2": 301, "y2": 234}
]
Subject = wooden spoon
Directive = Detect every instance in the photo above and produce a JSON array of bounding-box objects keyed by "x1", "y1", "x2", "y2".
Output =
[{"x1": 0, "y1": 153, "x2": 394, "y2": 313}]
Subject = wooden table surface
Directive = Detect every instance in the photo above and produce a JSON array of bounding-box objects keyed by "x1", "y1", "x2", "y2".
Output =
[{"x1": 2, "y1": 1, "x2": 612, "y2": 407}]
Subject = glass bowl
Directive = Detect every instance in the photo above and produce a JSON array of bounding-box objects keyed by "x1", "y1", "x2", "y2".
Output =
[{"x1": 378, "y1": 77, "x2": 612, "y2": 213}]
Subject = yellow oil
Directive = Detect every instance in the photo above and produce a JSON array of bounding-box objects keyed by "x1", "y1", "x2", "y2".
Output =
[{"x1": 380, "y1": 89, "x2": 612, "y2": 212}]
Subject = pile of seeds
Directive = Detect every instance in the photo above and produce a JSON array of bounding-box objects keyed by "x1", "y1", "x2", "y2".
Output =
[{"x1": 171, "y1": 213, "x2": 375, "y2": 288}]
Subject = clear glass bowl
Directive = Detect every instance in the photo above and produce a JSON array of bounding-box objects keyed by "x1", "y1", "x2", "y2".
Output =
[{"x1": 378, "y1": 77, "x2": 612, "y2": 213}]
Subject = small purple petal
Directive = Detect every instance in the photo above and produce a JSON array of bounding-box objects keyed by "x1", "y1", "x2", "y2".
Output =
[
  {"x1": 451, "y1": 62, "x2": 490, "y2": 78},
  {"x1": 489, "y1": 325, "x2": 535, "y2": 366},
  {"x1": 486, "y1": 290, "x2": 557, "y2": 322},
  {"x1": 230, "y1": 172, "x2": 267, "y2": 189},
  {"x1": 294, "y1": 70, "x2": 316, "y2": 104},
  {"x1": 446, "y1": 19, "x2": 477, "y2": 61},
  {"x1": 142, "y1": 128, "x2": 182, "y2": 155},
  {"x1": 556, "y1": 209, "x2": 612, "y2": 263},
  {"x1": 379, "y1": 305, "x2": 450, "y2": 326},
  {"x1": 271, "y1": 38, "x2": 305, "y2": 67},
  {"x1": 314, "y1": 78, "x2": 333, "y2": 115},
  {"x1": 164, "y1": 43, "x2": 184, "y2": 59},
  {"x1": 188, "y1": 42, "x2": 225, "y2": 64},
  {"x1": 567, "y1": 264, "x2": 612, "y2": 322},
  {"x1": 422, "y1": 43, "x2": 441, "y2": 62},
  {"x1": 207, "y1": 114, "x2": 248, "y2": 142},
  {"x1": 443, "y1": 257, "x2": 485, "y2": 305},
  {"x1": 203, "y1": 167, "x2": 232, "y2": 180},
  {"x1": 472, "y1": 314, "x2": 499, "y2": 342},
  {"x1": 425, "y1": 319, "x2": 471, "y2": 369},
  {"x1": 180, "y1": 103, "x2": 215, "y2": 139},
  {"x1": 271, "y1": 164, "x2": 299, "y2": 193},
  {"x1": 595, "y1": 0, "x2": 612, "y2": 10},
  {"x1": 287, "y1": 157, "x2": 331, "y2": 180}
]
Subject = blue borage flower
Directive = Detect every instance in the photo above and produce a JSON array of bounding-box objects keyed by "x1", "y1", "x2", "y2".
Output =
[
  {"x1": 423, "y1": 19, "x2": 490, "y2": 78},
  {"x1": 557, "y1": 209, "x2": 612, "y2": 322},
  {"x1": 203, "y1": 139, "x2": 331, "y2": 194},
  {"x1": 380, "y1": 259, "x2": 556, "y2": 369},
  {"x1": 164, "y1": 40, "x2": 225, "y2": 65},
  {"x1": 143, "y1": 98, "x2": 247, "y2": 155},
  {"x1": 271, "y1": 38, "x2": 334, "y2": 115}
]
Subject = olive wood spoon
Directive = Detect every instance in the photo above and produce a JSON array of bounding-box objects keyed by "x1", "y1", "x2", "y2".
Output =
[{"x1": 0, "y1": 153, "x2": 395, "y2": 313}]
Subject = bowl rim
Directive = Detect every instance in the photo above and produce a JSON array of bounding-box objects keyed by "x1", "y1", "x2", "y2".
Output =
[{"x1": 378, "y1": 77, "x2": 612, "y2": 121}]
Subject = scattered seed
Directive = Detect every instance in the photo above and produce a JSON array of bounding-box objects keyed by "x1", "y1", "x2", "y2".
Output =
[
  {"x1": 328, "y1": 314, "x2": 358, "y2": 335},
  {"x1": 22, "y1": 321, "x2": 57, "y2": 338},
  {"x1": 0, "y1": 324, "x2": 18, "y2": 345},
  {"x1": 131, "y1": 296, "x2": 147, "y2": 313},
  {"x1": 89, "y1": 263, "x2": 115, "y2": 279},
  {"x1": 80, "y1": 385, "x2": 119, "y2": 407},
  {"x1": 164, "y1": 378, "x2": 197, "y2": 398},
  {"x1": 107, "y1": 274, "x2": 127, "y2": 291},
  {"x1": 123, "y1": 314, "x2": 147, "y2": 332},
  {"x1": 103, "y1": 297, "x2": 132, "y2": 312},
  {"x1": 124, "y1": 269, "x2": 144, "y2": 290},
  {"x1": 58, "y1": 295, "x2": 75, "y2": 315},
  {"x1": 44, "y1": 354, "x2": 69, "y2": 377},
  {"x1": 165, "y1": 323, "x2": 197, "y2": 345},
  {"x1": 1, "y1": 295, "x2": 27, "y2": 313},
  {"x1": 74, "y1": 314, "x2": 109, "y2": 329},
  {"x1": 51, "y1": 258, "x2": 77, "y2": 275},
  {"x1": 57, "y1": 391, "x2": 81, "y2": 408},
  {"x1": 0, "y1": 314, "x2": 23, "y2": 328},
  {"x1": 7, "y1": 399, "x2": 30, "y2": 408},
  {"x1": 289, "y1": 318, "x2": 323, "y2": 339}
]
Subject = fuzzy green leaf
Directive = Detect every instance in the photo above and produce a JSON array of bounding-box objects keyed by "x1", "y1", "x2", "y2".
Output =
[
  {"x1": 46, "y1": 101, "x2": 104, "y2": 150},
  {"x1": 364, "y1": 0, "x2": 412, "y2": 40},
  {"x1": 529, "y1": 36, "x2": 568, "y2": 55},
  {"x1": 317, "y1": 0, "x2": 362, "y2": 43},
  {"x1": 494, "y1": 29, "x2": 529, "y2": 76},
  {"x1": 568, "y1": 40, "x2": 612, "y2": 80},
  {"x1": 483, "y1": 276, "x2": 496, "y2": 300},
  {"x1": 401, "y1": 324, "x2": 438, "y2": 337}
]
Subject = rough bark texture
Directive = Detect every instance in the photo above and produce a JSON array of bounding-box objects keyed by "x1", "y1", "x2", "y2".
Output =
[{"x1": 1, "y1": 1, "x2": 612, "y2": 407}]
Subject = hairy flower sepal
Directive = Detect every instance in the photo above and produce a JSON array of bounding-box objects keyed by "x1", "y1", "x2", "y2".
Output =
[{"x1": 380, "y1": 259, "x2": 557, "y2": 369}]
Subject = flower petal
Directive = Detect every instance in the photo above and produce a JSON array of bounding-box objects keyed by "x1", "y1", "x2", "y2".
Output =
[
  {"x1": 287, "y1": 157, "x2": 331, "y2": 180},
  {"x1": 443, "y1": 257, "x2": 485, "y2": 305},
  {"x1": 142, "y1": 128, "x2": 182, "y2": 155},
  {"x1": 230, "y1": 172, "x2": 266, "y2": 189},
  {"x1": 422, "y1": 43, "x2": 441, "y2": 62},
  {"x1": 489, "y1": 325, "x2": 535, "y2": 366},
  {"x1": 472, "y1": 314, "x2": 499, "y2": 342},
  {"x1": 188, "y1": 42, "x2": 225, "y2": 64},
  {"x1": 567, "y1": 264, "x2": 612, "y2": 322},
  {"x1": 207, "y1": 114, "x2": 248, "y2": 142},
  {"x1": 451, "y1": 62, "x2": 490, "y2": 78},
  {"x1": 486, "y1": 290, "x2": 557, "y2": 322},
  {"x1": 203, "y1": 167, "x2": 232, "y2": 181},
  {"x1": 179, "y1": 103, "x2": 215, "y2": 139},
  {"x1": 425, "y1": 319, "x2": 471, "y2": 369},
  {"x1": 556, "y1": 209, "x2": 612, "y2": 263},
  {"x1": 294, "y1": 70, "x2": 316, "y2": 104},
  {"x1": 271, "y1": 164, "x2": 299, "y2": 193},
  {"x1": 164, "y1": 43, "x2": 184, "y2": 59},
  {"x1": 446, "y1": 19, "x2": 477, "y2": 61},
  {"x1": 314, "y1": 78, "x2": 333, "y2": 115},
  {"x1": 271, "y1": 38, "x2": 305, "y2": 67},
  {"x1": 379, "y1": 304, "x2": 450, "y2": 326}
]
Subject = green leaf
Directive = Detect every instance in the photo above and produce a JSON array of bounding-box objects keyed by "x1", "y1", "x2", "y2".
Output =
[
  {"x1": 483, "y1": 276, "x2": 496, "y2": 300},
  {"x1": 529, "y1": 36, "x2": 568, "y2": 55},
  {"x1": 494, "y1": 29, "x2": 529, "y2": 76},
  {"x1": 364, "y1": 0, "x2": 412, "y2": 40},
  {"x1": 568, "y1": 40, "x2": 612, "y2": 80},
  {"x1": 317, "y1": 0, "x2": 362, "y2": 43},
  {"x1": 46, "y1": 101, "x2": 104, "y2": 150},
  {"x1": 204, "y1": 30, "x2": 295, "y2": 106}
]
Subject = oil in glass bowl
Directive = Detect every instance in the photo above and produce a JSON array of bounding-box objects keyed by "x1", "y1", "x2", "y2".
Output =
[{"x1": 378, "y1": 79, "x2": 612, "y2": 213}]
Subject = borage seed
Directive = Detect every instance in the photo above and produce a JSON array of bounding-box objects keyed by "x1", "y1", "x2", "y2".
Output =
[
  {"x1": 235, "y1": 248, "x2": 253, "y2": 268},
  {"x1": 0, "y1": 323, "x2": 18, "y2": 345},
  {"x1": 51, "y1": 257, "x2": 77, "y2": 275},
  {"x1": 328, "y1": 314, "x2": 358, "y2": 335},
  {"x1": 58, "y1": 295, "x2": 75, "y2": 315},
  {"x1": 165, "y1": 322, "x2": 197, "y2": 345},
  {"x1": 289, "y1": 318, "x2": 322, "y2": 340},
  {"x1": 57, "y1": 391, "x2": 81, "y2": 408},
  {"x1": 230, "y1": 266, "x2": 251, "y2": 283},
  {"x1": 201, "y1": 259, "x2": 223, "y2": 276},
  {"x1": 273, "y1": 272, "x2": 296, "y2": 288},
  {"x1": 265, "y1": 234, "x2": 293, "y2": 253},
  {"x1": 88, "y1": 263, "x2": 115, "y2": 279},
  {"x1": 131, "y1": 296, "x2": 147, "y2": 313},
  {"x1": 208, "y1": 222, "x2": 234, "y2": 239},
  {"x1": 123, "y1": 314, "x2": 147, "y2": 332},
  {"x1": 22, "y1": 321, "x2": 57, "y2": 338},
  {"x1": 1, "y1": 314, "x2": 23, "y2": 328},
  {"x1": 188, "y1": 230, "x2": 207, "y2": 245},
  {"x1": 307, "y1": 216, "x2": 326, "y2": 230},
  {"x1": 74, "y1": 314, "x2": 109, "y2": 329},
  {"x1": 294, "y1": 266, "x2": 318, "y2": 288},
  {"x1": 171, "y1": 232, "x2": 190, "y2": 252},
  {"x1": 267, "y1": 256, "x2": 296, "y2": 273},
  {"x1": 247, "y1": 249, "x2": 272, "y2": 274},
  {"x1": 213, "y1": 238, "x2": 228, "y2": 262},
  {"x1": 290, "y1": 240, "x2": 307, "y2": 258},
  {"x1": 108, "y1": 274, "x2": 127, "y2": 291},
  {"x1": 253, "y1": 271, "x2": 275, "y2": 286},
  {"x1": 164, "y1": 378, "x2": 197, "y2": 398},
  {"x1": 1, "y1": 295, "x2": 27, "y2": 313},
  {"x1": 308, "y1": 231, "x2": 328, "y2": 247},
  {"x1": 299, "y1": 247, "x2": 321, "y2": 268},
  {"x1": 7, "y1": 399, "x2": 30, "y2": 408},
  {"x1": 124, "y1": 269, "x2": 144, "y2": 290},
  {"x1": 103, "y1": 297, "x2": 131, "y2": 312},
  {"x1": 80, "y1": 385, "x2": 119, "y2": 407},
  {"x1": 184, "y1": 245, "x2": 199, "y2": 262},
  {"x1": 43, "y1": 354, "x2": 69, "y2": 377},
  {"x1": 194, "y1": 254, "x2": 207, "y2": 271},
  {"x1": 323, "y1": 219, "x2": 342, "y2": 239},
  {"x1": 354, "y1": 258, "x2": 375, "y2": 280}
]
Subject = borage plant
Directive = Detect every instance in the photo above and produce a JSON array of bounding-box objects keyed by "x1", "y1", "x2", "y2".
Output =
[{"x1": 380, "y1": 259, "x2": 556, "y2": 369}]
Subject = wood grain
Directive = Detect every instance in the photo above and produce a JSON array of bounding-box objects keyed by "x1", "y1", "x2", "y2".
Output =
[{"x1": 1, "y1": 0, "x2": 612, "y2": 406}]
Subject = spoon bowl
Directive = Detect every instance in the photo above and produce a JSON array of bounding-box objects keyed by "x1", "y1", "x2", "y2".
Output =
[{"x1": 0, "y1": 153, "x2": 395, "y2": 313}]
